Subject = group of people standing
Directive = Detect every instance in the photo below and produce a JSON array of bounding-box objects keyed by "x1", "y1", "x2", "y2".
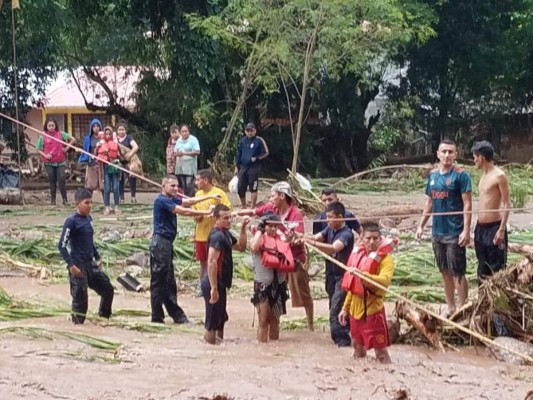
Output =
[
  {"x1": 37, "y1": 117, "x2": 139, "y2": 214},
  {"x1": 56, "y1": 120, "x2": 510, "y2": 363}
]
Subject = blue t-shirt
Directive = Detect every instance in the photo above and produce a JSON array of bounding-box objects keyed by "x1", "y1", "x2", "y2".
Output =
[
  {"x1": 313, "y1": 211, "x2": 361, "y2": 235},
  {"x1": 320, "y1": 225, "x2": 354, "y2": 278},
  {"x1": 425, "y1": 167, "x2": 472, "y2": 237},
  {"x1": 236, "y1": 136, "x2": 267, "y2": 168},
  {"x1": 58, "y1": 212, "x2": 100, "y2": 267},
  {"x1": 153, "y1": 194, "x2": 182, "y2": 242}
]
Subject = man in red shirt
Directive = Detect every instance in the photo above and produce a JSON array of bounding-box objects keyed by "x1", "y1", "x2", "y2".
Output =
[{"x1": 235, "y1": 181, "x2": 314, "y2": 330}]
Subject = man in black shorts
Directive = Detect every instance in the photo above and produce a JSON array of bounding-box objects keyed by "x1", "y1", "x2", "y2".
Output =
[
  {"x1": 203, "y1": 204, "x2": 249, "y2": 344},
  {"x1": 472, "y1": 141, "x2": 511, "y2": 281},
  {"x1": 234, "y1": 123, "x2": 269, "y2": 208},
  {"x1": 416, "y1": 139, "x2": 472, "y2": 316}
]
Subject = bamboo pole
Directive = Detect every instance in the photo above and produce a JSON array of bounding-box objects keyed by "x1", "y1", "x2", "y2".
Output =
[{"x1": 305, "y1": 242, "x2": 533, "y2": 364}]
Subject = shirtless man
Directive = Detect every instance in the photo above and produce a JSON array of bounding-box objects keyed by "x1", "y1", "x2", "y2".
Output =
[{"x1": 472, "y1": 141, "x2": 511, "y2": 281}]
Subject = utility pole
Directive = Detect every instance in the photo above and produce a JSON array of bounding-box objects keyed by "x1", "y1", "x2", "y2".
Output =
[{"x1": 11, "y1": 0, "x2": 22, "y2": 188}]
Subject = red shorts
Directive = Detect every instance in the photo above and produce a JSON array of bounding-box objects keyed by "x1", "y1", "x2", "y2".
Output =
[
  {"x1": 195, "y1": 241, "x2": 208, "y2": 263},
  {"x1": 349, "y1": 308, "x2": 390, "y2": 350}
]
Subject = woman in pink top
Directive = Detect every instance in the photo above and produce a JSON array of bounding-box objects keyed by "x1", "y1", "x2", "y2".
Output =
[{"x1": 36, "y1": 117, "x2": 75, "y2": 205}]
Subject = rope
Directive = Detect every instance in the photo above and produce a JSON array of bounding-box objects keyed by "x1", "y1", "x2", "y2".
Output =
[
  {"x1": 0, "y1": 111, "x2": 191, "y2": 198},
  {"x1": 305, "y1": 242, "x2": 533, "y2": 364}
]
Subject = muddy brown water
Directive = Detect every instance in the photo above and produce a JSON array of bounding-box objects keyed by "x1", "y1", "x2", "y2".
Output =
[
  {"x1": 1, "y1": 190, "x2": 532, "y2": 399},
  {"x1": 1, "y1": 277, "x2": 532, "y2": 400}
]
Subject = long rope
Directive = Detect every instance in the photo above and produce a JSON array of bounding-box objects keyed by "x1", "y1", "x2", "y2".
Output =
[
  {"x1": 3, "y1": 111, "x2": 531, "y2": 221},
  {"x1": 0, "y1": 111, "x2": 192, "y2": 197},
  {"x1": 305, "y1": 242, "x2": 533, "y2": 364}
]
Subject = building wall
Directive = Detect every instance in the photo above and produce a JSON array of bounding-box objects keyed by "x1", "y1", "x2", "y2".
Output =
[{"x1": 501, "y1": 128, "x2": 533, "y2": 163}]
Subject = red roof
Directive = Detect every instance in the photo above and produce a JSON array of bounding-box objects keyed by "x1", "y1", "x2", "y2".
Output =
[{"x1": 40, "y1": 67, "x2": 141, "y2": 109}]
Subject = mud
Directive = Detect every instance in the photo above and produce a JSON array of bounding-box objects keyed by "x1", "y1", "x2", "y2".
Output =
[{"x1": 0, "y1": 190, "x2": 532, "y2": 399}]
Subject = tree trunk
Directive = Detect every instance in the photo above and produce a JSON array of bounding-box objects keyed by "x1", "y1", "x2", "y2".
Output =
[
  {"x1": 212, "y1": 76, "x2": 250, "y2": 174},
  {"x1": 291, "y1": 13, "x2": 321, "y2": 174}
]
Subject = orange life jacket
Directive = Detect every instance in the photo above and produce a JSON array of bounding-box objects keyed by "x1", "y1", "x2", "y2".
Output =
[
  {"x1": 341, "y1": 237, "x2": 398, "y2": 297},
  {"x1": 260, "y1": 233, "x2": 296, "y2": 273},
  {"x1": 96, "y1": 140, "x2": 120, "y2": 163}
]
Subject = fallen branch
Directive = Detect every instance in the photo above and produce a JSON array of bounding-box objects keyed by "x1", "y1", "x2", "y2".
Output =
[
  {"x1": 331, "y1": 164, "x2": 431, "y2": 188},
  {"x1": 0, "y1": 252, "x2": 51, "y2": 279},
  {"x1": 395, "y1": 301, "x2": 445, "y2": 352},
  {"x1": 508, "y1": 243, "x2": 533, "y2": 259}
]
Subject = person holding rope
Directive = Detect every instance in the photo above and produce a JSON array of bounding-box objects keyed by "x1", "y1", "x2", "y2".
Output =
[
  {"x1": 304, "y1": 202, "x2": 354, "y2": 347},
  {"x1": 416, "y1": 138, "x2": 472, "y2": 317},
  {"x1": 192, "y1": 169, "x2": 232, "y2": 289},
  {"x1": 36, "y1": 117, "x2": 75, "y2": 206},
  {"x1": 150, "y1": 175, "x2": 221, "y2": 324},
  {"x1": 79, "y1": 118, "x2": 104, "y2": 195},
  {"x1": 203, "y1": 204, "x2": 249, "y2": 344},
  {"x1": 235, "y1": 181, "x2": 314, "y2": 331},
  {"x1": 338, "y1": 223, "x2": 394, "y2": 363},
  {"x1": 249, "y1": 212, "x2": 291, "y2": 343},
  {"x1": 472, "y1": 141, "x2": 511, "y2": 281}
]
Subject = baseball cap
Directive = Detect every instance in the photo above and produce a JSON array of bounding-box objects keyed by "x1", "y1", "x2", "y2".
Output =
[
  {"x1": 244, "y1": 122, "x2": 256, "y2": 131},
  {"x1": 271, "y1": 181, "x2": 294, "y2": 199}
]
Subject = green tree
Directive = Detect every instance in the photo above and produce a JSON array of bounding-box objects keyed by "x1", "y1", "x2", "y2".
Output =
[
  {"x1": 398, "y1": 0, "x2": 527, "y2": 148},
  {"x1": 0, "y1": 0, "x2": 65, "y2": 159}
]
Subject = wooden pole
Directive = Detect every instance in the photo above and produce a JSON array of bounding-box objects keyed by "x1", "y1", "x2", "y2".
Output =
[{"x1": 11, "y1": 1, "x2": 22, "y2": 189}]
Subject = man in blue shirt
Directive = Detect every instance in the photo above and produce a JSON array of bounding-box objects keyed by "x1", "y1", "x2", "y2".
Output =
[
  {"x1": 150, "y1": 175, "x2": 221, "y2": 324},
  {"x1": 304, "y1": 202, "x2": 354, "y2": 347},
  {"x1": 313, "y1": 188, "x2": 362, "y2": 236},
  {"x1": 416, "y1": 139, "x2": 472, "y2": 317},
  {"x1": 59, "y1": 188, "x2": 114, "y2": 324},
  {"x1": 234, "y1": 123, "x2": 269, "y2": 208}
]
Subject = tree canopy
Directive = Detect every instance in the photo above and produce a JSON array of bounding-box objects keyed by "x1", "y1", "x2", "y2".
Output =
[{"x1": 1, "y1": 0, "x2": 532, "y2": 175}]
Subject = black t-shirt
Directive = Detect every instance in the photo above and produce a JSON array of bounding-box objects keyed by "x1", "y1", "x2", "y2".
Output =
[
  {"x1": 320, "y1": 225, "x2": 354, "y2": 278},
  {"x1": 207, "y1": 227, "x2": 237, "y2": 288}
]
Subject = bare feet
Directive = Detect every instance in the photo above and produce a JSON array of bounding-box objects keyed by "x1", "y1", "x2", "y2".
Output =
[
  {"x1": 103, "y1": 207, "x2": 110, "y2": 216},
  {"x1": 114, "y1": 208, "x2": 121, "y2": 215}
]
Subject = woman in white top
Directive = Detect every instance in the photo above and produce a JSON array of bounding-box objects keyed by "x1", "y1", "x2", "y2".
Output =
[{"x1": 174, "y1": 124, "x2": 200, "y2": 197}]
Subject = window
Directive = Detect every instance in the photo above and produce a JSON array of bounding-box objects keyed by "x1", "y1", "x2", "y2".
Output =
[{"x1": 71, "y1": 114, "x2": 112, "y2": 139}]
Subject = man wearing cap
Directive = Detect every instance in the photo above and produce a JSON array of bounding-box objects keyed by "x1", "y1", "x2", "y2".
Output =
[
  {"x1": 235, "y1": 181, "x2": 314, "y2": 331},
  {"x1": 234, "y1": 123, "x2": 269, "y2": 208},
  {"x1": 472, "y1": 140, "x2": 511, "y2": 281}
]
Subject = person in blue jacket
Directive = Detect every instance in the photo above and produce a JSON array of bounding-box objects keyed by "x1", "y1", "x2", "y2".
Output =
[
  {"x1": 234, "y1": 123, "x2": 269, "y2": 208},
  {"x1": 79, "y1": 119, "x2": 104, "y2": 193}
]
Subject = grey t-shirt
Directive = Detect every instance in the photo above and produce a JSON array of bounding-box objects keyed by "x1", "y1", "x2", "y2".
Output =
[{"x1": 251, "y1": 253, "x2": 286, "y2": 285}]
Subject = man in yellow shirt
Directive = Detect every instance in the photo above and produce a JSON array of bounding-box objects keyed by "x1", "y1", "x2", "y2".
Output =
[
  {"x1": 339, "y1": 223, "x2": 394, "y2": 363},
  {"x1": 193, "y1": 169, "x2": 232, "y2": 281}
]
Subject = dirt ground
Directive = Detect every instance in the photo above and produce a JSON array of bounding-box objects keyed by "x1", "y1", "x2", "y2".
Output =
[{"x1": 1, "y1": 189, "x2": 532, "y2": 400}]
